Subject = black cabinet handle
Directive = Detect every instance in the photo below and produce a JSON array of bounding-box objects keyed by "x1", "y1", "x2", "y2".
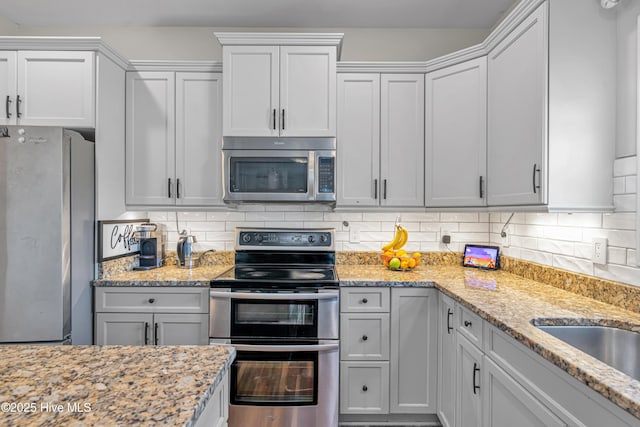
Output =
[
  {"x1": 532, "y1": 163, "x2": 540, "y2": 194},
  {"x1": 473, "y1": 362, "x2": 480, "y2": 394},
  {"x1": 464, "y1": 320, "x2": 472, "y2": 327},
  {"x1": 273, "y1": 108, "x2": 276, "y2": 130},
  {"x1": 148, "y1": 298, "x2": 155, "y2": 304},
  {"x1": 154, "y1": 323, "x2": 159, "y2": 345},
  {"x1": 362, "y1": 298, "x2": 368, "y2": 304},
  {"x1": 168, "y1": 178, "x2": 172, "y2": 198},
  {"x1": 374, "y1": 179, "x2": 378, "y2": 199},
  {"x1": 281, "y1": 109, "x2": 285, "y2": 130},
  {"x1": 479, "y1": 176, "x2": 484, "y2": 199},
  {"x1": 5, "y1": 95, "x2": 11, "y2": 119},
  {"x1": 383, "y1": 179, "x2": 387, "y2": 199},
  {"x1": 144, "y1": 322, "x2": 149, "y2": 345},
  {"x1": 16, "y1": 95, "x2": 21, "y2": 118},
  {"x1": 176, "y1": 178, "x2": 181, "y2": 199},
  {"x1": 362, "y1": 335, "x2": 368, "y2": 341},
  {"x1": 362, "y1": 385, "x2": 368, "y2": 392},
  {"x1": 447, "y1": 308, "x2": 453, "y2": 334}
]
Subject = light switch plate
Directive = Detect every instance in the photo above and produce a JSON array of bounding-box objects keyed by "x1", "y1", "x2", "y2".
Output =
[
  {"x1": 592, "y1": 237, "x2": 608, "y2": 265},
  {"x1": 349, "y1": 227, "x2": 360, "y2": 243}
]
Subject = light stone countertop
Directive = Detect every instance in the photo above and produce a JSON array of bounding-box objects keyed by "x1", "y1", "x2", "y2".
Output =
[
  {"x1": 337, "y1": 264, "x2": 640, "y2": 421},
  {"x1": 0, "y1": 345, "x2": 235, "y2": 427},
  {"x1": 93, "y1": 265, "x2": 233, "y2": 287}
]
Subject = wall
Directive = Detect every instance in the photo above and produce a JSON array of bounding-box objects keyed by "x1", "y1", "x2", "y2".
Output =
[
  {"x1": 4, "y1": 25, "x2": 489, "y2": 62},
  {"x1": 616, "y1": 1, "x2": 640, "y2": 158},
  {"x1": 0, "y1": 15, "x2": 17, "y2": 34}
]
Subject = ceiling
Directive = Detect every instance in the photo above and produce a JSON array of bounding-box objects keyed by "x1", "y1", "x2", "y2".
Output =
[{"x1": 0, "y1": 0, "x2": 518, "y2": 29}]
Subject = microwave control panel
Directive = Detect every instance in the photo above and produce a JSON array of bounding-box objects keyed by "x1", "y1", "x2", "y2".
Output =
[{"x1": 317, "y1": 157, "x2": 335, "y2": 193}]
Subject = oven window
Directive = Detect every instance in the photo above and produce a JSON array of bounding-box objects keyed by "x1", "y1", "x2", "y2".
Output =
[
  {"x1": 231, "y1": 300, "x2": 318, "y2": 338},
  {"x1": 232, "y1": 351, "x2": 318, "y2": 406},
  {"x1": 229, "y1": 157, "x2": 308, "y2": 193}
]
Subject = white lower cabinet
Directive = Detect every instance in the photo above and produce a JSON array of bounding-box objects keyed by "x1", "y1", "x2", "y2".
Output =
[
  {"x1": 194, "y1": 370, "x2": 229, "y2": 427},
  {"x1": 437, "y1": 293, "x2": 456, "y2": 427},
  {"x1": 339, "y1": 287, "x2": 437, "y2": 420},
  {"x1": 94, "y1": 287, "x2": 209, "y2": 345},
  {"x1": 456, "y1": 333, "x2": 483, "y2": 427}
]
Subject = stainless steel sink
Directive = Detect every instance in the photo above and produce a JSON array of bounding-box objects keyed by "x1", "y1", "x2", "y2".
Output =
[{"x1": 535, "y1": 324, "x2": 640, "y2": 381}]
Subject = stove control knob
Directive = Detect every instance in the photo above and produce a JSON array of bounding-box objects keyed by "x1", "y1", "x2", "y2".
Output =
[
  {"x1": 255, "y1": 234, "x2": 263, "y2": 243},
  {"x1": 320, "y1": 235, "x2": 328, "y2": 243},
  {"x1": 308, "y1": 235, "x2": 316, "y2": 243},
  {"x1": 241, "y1": 234, "x2": 251, "y2": 243}
]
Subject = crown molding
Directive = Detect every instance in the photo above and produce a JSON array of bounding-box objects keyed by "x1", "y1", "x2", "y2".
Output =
[
  {"x1": 0, "y1": 36, "x2": 129, "y2": 69},
  {"x1": 128, "y1": 60, "x2": 222, "y2": 72},
  {"x1": 215, "y1": 32, "x2": 344, "y2": 59}
]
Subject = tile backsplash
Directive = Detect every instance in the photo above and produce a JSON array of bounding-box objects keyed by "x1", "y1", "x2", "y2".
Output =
[{"x1": 145, "y1": 156, "x2": 638, "y2": 288}]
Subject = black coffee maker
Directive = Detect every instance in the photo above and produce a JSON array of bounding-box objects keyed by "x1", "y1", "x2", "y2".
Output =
[{"x1": 133, "y1": 223, "x2": 166, "y2": 270}]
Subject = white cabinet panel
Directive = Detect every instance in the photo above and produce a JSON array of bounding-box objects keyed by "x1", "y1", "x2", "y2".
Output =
[
  {"x1": 340, "y1": 287, "x2": 389, "y2": 313},
  {"x1": 0, "y1": 51, "x2": 17, "y2": 126},
  {"x1": 175, "y1": 72, "x2": 223, "y2": 206},
  {"x1": 17, "y1": 51, "x2": 95, "y2": 127},
  {"x1": 380, "y1": 74, "x2": 425, "y2": 207},
  {"x1": 456, "y1": 333, "x2": 482, "y2": 427},
  {"x1": 222, "y1": 46, "x2": 279, "y2": 137},
  {"x1": 155, "y1": 313, "x2": 209, "y2": 345},
  {"x1": 426, "y1": 57, "x2": 487, "y2": 207},
  {"x1": 95, "y1": 312, "x2": 152, "y2": 345},
  {"x1": 487, "y1": 4, "x2": 547, "y2": 206},
  {"x1": 340, "y1": 313, "x2": 390, "y2": 361},
  {"x1": 437, "y1": 293, "x2": 456, "y2": 427},
  {"x1": 340, "y1": 361, "x2": 390, "y2": 414}
]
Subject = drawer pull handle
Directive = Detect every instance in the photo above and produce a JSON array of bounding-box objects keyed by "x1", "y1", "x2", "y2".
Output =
[
  {"x1": 362, "y1": 335, "x2": 368, "y2": 341},
  {"x1": 154, "y1": 323, "x2": 159, "y2": 345},
  {"x1": 362, "y1": 385, "x2": 368, "y2": 392},
  {"x1": 148, "y1": 298, "x2": 155, "y2": 304},
  {"x1": 473, "y1": 362, "x2": 480, "y2": 394},
  {"x1": 464, "y1": 320, "x2": 472, "y2": 327},
  {"x1": 144, "y1": 322, "x2": 149, "y2": 345},
  {"x1": 447, "y1": 308, "x2": 453, "y2": 334},
  {"x1": 362, "y1": 298, "x2": 368, "y2": 304}
]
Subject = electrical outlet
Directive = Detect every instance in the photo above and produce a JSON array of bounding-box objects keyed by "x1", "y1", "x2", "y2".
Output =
[
  {"x1": 592, "y1": 237, "x2": 608, "y2": 265},
  {"x1": 441, "y1": 229, "x2": 451, "y2": 244},
  {"x1": 349, "y1": 227, "x2": 360, "y2": 243}
]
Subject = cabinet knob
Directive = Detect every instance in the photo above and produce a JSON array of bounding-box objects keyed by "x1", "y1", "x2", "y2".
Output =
[
  {"x1": 148, "y1": 298, "x2": 155, "y2": 304},
  {"x1": 362, "y1": 298, "x2": 368, "y2": 304},
  {"x1": 464, "y1": 320, "x2": 472, "y2": 327},
  {"x1": 362, "y1": 385, "x2": 368, "y2": 392},
  {"x1": 362, "y1": 335, "x2": 368, "y2": 341}
]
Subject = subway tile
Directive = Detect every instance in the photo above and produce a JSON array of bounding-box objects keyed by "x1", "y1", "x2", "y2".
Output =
[
  {"x1": 420, "y1": 242, "x2": 442, "y2": 251},
  {"x1": 225, "y1": 221, "x2": 265, "y2": 231},
  {"x1": 176, "y1": 211, "x2": 207, "y2": 221},
  {"x1": 440, "y1": 212, "x2": 479, "y2": 222},
  {"x1": 627, "y1": 250, "x2": 637, "y2": 267},
  {"x1": 185, "y1": 221, "x2": 225, "y2": 232},
  {"x1": 264, "y1": 221, "x2": 304, "y2": 228},
  {"x1": 537, "y1": 239, "x2": 574, "y2": 256},
  {"x1": 573, "y1": 242, "x2": 593, "y2": 260},
  {"x1": 501, "y1": 246, "x2": 521, "y2": 258},
  {"x1": 342, "y1": 241, "x2": 383, "y2": 251},
  {"x1": 284, "y1": 211, "x2": 324, "y2": 221},
  {"x1": 204, "y1": 231, "x2": 235, "y2": 241},
  {"x1": 302, "y1": 221, "x2": 343, "y2": 230},
  {"x1": 459, "y1": 222, "x2": 490, "y2": 233},
  {"x1": 453, "y1": 232, "x2": 489, "y2": 244},
  {"x1": 542, "y1": 226, "x2": 583, "y2": 242},
  {"x1": 304, "y1": 204, "x2": 333, "y2": 212},
  {"x1": 613, "y1": 194, "x2": 636, "y2": 212},
  {"x1": 594, "y1": 263, "x2": 640, "y2": 288},
  {"x1": 606, "y1": 230, "x2": 636, "y2": 249},
  {"x1": 245, "y1": 212, "x2": 285, "y2": 221},
  {"x1": 206, "y1": 211, "x2": 245, "y2": 221},
  {"x1": 348, "y1": 222, "x2": 381, "y2": 232},
  {"x1": 557, "y1": 213, "x2": 602, "y2": 228},
  {"x1": 552, "y1": 255, "x2": 593, "y2": 276},
  {"x1": 323, "y1": 212, "x2": 363, "y2": 222},
  {"x1": 478, "y1": 212, "x2": 490, "y2": 223},
  {"x1": 199, "y1": 242, "x2": 225, "y2": 251},
  {"x1": 607, "y1": 247, "x2": 628, "y2": 265},
  {"x1": 525, "y1": 213, "x2": 558, "y2": 226},
  {"x1": 147, "y1": 212, "x2": 168, "y2": 221},
  {"x1": 625, "y1": 176, "x2": 637, "y2": 194},
  {"x1": 513, "y1": 224, "x2": 545, "y2": 238},
  {"x1": 238, "y1": 204, "x2": 267, "y2": 212},
  {"x1": 265, "y1": 204, "x2": 304, "y2": 212},
  {"x1": 613, "y1": 156, "x2": 636, "y2": 177},
  {"x1": 510, "y1": 236, "x2": 537, "y2": 250},
  {"x1": 519, "y1": 249, "x2": 554, "y2": 266},
  {"x1": 381, "y1": 221, "x2": 420, "y2": 232},
  {"x1": 602, "y1": 212, "x2": 636, "y2": 230}
]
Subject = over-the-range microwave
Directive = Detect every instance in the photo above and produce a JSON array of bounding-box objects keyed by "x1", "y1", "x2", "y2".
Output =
[{"x1": 222, "y1": 137, "x2": 336, "y2": 203}]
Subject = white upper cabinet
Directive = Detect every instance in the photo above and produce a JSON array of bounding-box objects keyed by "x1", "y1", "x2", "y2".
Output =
[
  {"x1": 337, "y1": 73, "x2": 424, "y2": 208},
  {"x1": 222, "y1": 41, "x2": 337, "y2": 137},
  {"x1": 426, "y1": 57, "x2": 487, "y2": 207},
  {"x1": 0, "y1": 51, "x2": 95, "y2": 127},
  {"x1": 487, "y1": 0, "x2": 615, "y2": 210},
  {"x1": 126, "y1": 71, "x2": 223, "y2": 207}
]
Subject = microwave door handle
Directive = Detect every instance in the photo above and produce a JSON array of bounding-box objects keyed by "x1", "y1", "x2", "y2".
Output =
[
  {"x1": 209, "y1": 290, "x2": 338, "y2": 300},
  {"x1": 232, "y1": 343, "x2": 339, "y2": 353},
  {"x1": 308, "y1": 151, "x2": 316, "y2": 200}
]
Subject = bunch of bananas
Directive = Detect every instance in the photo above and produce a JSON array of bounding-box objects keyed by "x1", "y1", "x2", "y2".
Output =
[{"x1": 381, "y1": 224, "x2": 408, "y2": 252}]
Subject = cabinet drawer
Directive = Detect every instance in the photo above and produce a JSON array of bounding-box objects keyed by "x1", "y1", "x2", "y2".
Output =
[
  {"x1": 95, "y1": 287, "x2": 209, "y2": 313},
  {"x1": 340, "y1": 361, "x2": 390, "y2": 414},
  {"x1": 341, "y1": 287, "x2": 390, "y2": 312},
  {"x1": 458, "y1": 305, "x2": 483, "y2": 348},
  {"x1": 340, "y1": 313, "x2": 390, "y2": 360}
]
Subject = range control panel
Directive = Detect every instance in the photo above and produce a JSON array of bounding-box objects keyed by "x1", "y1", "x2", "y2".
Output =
[{"x1": 236, "y1": 228, "x2": 334, "y2": 250}]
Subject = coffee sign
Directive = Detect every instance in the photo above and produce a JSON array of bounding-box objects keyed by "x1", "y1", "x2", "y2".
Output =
[{"x1": 98, "y1": 219, "x2": 149, "y2": 261}]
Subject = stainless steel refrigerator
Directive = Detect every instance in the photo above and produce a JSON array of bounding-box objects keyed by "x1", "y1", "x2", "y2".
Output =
[{"x1": 0, "y1": 126, "x2": 95, "y2": 344}]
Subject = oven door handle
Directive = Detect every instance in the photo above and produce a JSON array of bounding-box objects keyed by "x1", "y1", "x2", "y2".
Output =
[
  {"x1": 232, "y1": 343, "x2": 339, "y2": 352},
  {"x1": 209, "y1": 290, "x2": 338, "y2": 300}
]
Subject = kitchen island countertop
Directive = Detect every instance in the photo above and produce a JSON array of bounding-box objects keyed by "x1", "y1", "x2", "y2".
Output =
[
  {"x1": 337, "y1": 264, "x2": 640, "y2": 421},
  {"x1": 0, "y1": 345, "x2": 235, "y2": 427}
]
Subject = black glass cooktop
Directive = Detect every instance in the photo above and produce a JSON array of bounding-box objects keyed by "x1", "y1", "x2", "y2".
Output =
[{"x1": 213, "y1": 265, "x2": 337, "y2": 284}]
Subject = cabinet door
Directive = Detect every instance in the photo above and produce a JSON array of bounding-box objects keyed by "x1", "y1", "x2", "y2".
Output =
[
  {"x1": 437, "y1": 294, "x2": 456, "y2": 427},
  {"x1": 280, "y1": 46, "x2": 336, "y2": 137},
  {"x1": 125, "y1": 71, "x2": 176, "y2": 205},
  {"x1": 426, "y1": 58, "x2": 487, "y2": 207},
  {"x1": 456, "y1": 334, "x2": 482, "y2": 427},
  {"x1": 340, "y1": 361, "x2": 390, "y2": 414},
  {"x1": 175, "y1": 72, "x2": 223, "y2": 206},
  {"x1": 95, "y1": 312, "x2": 153, "y2": 345},
  {"x1": 222, "y1": 46, "x2": 279, "y2": 137},
  {"x1": 17, "y1": 51, "x2": 95, "y2": 127},
  {"x1": 380, "y1": 74, "x2": 425, "y2": 207},
  {"x1": 390, "y1": 288, "x2": 437, "y2": 414},
  {"x1": 194, "y1": 370, "x2": 228, "y2": 427},
  {"x1": 340, "y1": 313, "x2": 390, "y2": 360},
  {"x1": 154, "y1": 313, "x2": 209, "y2": 345},
  {"x1": 487, "y1": 3, "x2": 547, "y2": 206},
  {"x1": 336, "y1": 73, "x2": 380, "y2": 206},
  {"x1": 483, "y1": 357, "x2": 567, "y2": 427},
  {"x1": 0, "y1": 51, "x2": 17, "y2": 125}
]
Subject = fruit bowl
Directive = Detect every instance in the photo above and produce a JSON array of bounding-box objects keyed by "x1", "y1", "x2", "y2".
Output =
[{"x1": 381, "y1": 251, "x2": 421, "y2": 271}]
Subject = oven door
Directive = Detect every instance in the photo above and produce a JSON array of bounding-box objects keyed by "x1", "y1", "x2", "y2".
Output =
[
  {"x1": 223, "y1": 150, "x2": 315, "y2": 202},
  {"x1": 228, "y1": 341, "x2": 339, "y2": 427},
  {"x1": 209, "y1": 289, "x2": 339, "y2": 340}
]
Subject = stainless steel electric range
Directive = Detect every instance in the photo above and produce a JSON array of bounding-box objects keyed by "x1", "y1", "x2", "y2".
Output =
[{"x1": 210, "y1": 228, "x2": 339, "y2": 427}]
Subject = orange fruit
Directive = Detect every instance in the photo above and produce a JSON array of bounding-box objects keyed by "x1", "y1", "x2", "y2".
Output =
[
  {"x1": 408, "y1": 258, "x2": 416, "y2": 268},
  {"x1": 400, "y1": 260, "x2": 409, "y2": 270}
]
